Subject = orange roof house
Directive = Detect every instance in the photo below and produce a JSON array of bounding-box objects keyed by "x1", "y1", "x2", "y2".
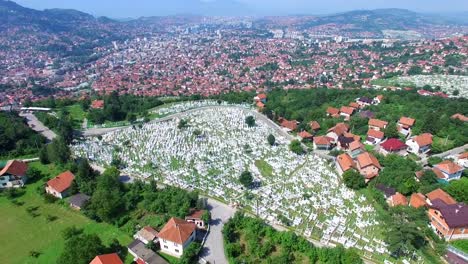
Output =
[
  {"x1": 45, "y1": 171, "x2": 75, "y2": 199},
  {"x1": 298, "y1": 131, "x2": 313, "y2": 140},
  {"x1": 389, "y1": 192, "x2": 408, "y2": 207},
  {"x1": 349, "y1": 102, "x2": 360, "y2": 109},
  {"x1": 340, "y1": 106, "x2": 355, "y2": 116},
  {"x1": 426, "y1": 188, "x2": 457, "y2": 206},
  {"x1": 433, "y1": 160, "x2": 464, "y2": 182},
  {"x1": 327, "y1": 123, "x2": 350, "y2": 137},
  {"x1": 310, "y1": 121, "x2": 321, "y2": 131},
  {"x1": 414, "y1": 133, "x2": 433, "y2": 147},
  {"x1": 410, "y1": 193, "x2": 427, "y2": 208},
  {"x1": 280, "y1": 119, "x2": 298, "y2": 131},
  {"x1": 91, "y1": 100, "x2": 105, "y2": 109},
  {"x1": 398, "y1": 117, "x2": 416, "y2": 128},
  {"x1": 336, "y1": 153, "x2": 355, "y2": 174},
  {"x1": 313, "y1": 136, "x2": 334, "y2": 150},
  {"x1": 90, "y1": 253, "x2": 123, "y2": 264},
  {"x1": 356, "y1": 152, "x2": 381, "y2": 180},
  {"x1": 158, "y1": 217, "x2": 196, "y2": 245},
  {"x1": 451, "y1": 113, "x2": 468, "y2": 122},
  {"x1": 368, "y1": 119, "x2": 388, "y2": 130},
  {"x1": 326, "y1": 107, "x2": 340, "y2": 117}
]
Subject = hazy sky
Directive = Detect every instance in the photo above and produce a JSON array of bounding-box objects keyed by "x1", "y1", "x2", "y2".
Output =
[{"x1": 13, "y1": 0, "x2": 468, "y2": 18}]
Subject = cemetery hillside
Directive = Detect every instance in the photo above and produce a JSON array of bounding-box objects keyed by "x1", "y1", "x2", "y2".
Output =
[{"x1": 1, "y1": 2, "x2": 468, "y2": 263}]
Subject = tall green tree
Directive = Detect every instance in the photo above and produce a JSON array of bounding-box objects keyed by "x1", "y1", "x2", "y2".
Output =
[
  {"x1": 239, "y1": 171, "x2": 253, "y2": 188},
  {"x1": 343, "y1": 170, "x2": 366, "y2": 190}
]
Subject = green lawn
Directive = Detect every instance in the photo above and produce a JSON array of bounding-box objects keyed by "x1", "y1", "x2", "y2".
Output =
[
  {"x1": 451, "y1": 240, "x2": 468, "y2": 254},
  {"x1": 255, "y1": 160, "x2": 274, "y2": 178},
  {"x1": 0, "y1": 162, "x2": 132, "y2": 264},
  {"x1": 65, "y1": 104, "x2": 87, "y2": 129},
  {"x1": 158, "y1": 252, "x2": 180, "y2": 264}
]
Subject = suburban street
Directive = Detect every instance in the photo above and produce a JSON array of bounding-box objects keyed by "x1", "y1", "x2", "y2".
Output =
[
  {"x1": 200, "y1": 198, "x2": 237, "y2": 264},
  {"x1": 19, "y1": 111, "x2": 57, "y2": 141},
  {"x1": 418, "y1": 143, "x2": 468, "y2": 165}
]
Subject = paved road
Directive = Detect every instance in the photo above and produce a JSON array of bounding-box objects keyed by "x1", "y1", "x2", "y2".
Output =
[
  {"x1": 19, "y1": 112, "x2": 57, "y2": 141},
  {"x1": 418, "y1": 143, "x2": 468, "y2": 165},
  {"x1": 200, "y1": 198, "x2": 237, "y2": 264}
]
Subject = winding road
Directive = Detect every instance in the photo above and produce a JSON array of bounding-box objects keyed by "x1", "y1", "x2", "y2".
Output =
[{"x1": 19, "y1": 112, "x2": 57, "y2": 141}]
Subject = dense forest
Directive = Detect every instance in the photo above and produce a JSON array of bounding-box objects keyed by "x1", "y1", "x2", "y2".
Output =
[
  {"x1": 0, "y1": 112, "x2": 45, "y2": 157},
  {"x1": 223, "y1": 213, "x2": 363, "y2": 264}
]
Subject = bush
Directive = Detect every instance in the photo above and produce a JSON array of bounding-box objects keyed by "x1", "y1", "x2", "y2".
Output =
[{"x1": 343, "y1": 170, "x2": 366, "y2": 190}]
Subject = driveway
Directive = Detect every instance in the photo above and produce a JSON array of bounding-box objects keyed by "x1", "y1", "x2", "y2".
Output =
[
  {"x1": 200, "y1": 198, "x2": 237, "y2": 264},
  {"x1": 19, "y1": 112, "x2": 57, "y2": 141}
]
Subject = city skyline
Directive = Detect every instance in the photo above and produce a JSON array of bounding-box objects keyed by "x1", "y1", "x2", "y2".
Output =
[{"x1": 12, "y1": 0, "x2": 468, "y2": 18}]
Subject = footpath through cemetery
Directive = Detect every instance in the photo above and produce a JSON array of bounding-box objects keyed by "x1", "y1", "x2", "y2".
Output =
[{"x1": 73, "y1": 106, "x2": 388, "y2": 260}]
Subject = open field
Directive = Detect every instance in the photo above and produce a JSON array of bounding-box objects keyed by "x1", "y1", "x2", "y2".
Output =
[
  {"x1": 0, "y1": 162, "x2": 132, "y2": 264},
  {"x1": 73, "y1": 106, "x2": 394, "y2": 262}
]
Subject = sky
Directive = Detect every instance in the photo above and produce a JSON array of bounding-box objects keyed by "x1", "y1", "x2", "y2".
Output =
[{"x1": 13, "y1": 0, "x2": 468, "y2": 18}]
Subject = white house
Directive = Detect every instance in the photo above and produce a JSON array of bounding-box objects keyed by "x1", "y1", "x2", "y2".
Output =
[
  {"x1": 456, "y1": 152, "x2": 468, "y2": 168},
  {"x1": 433, "y1": 160, "x2": 464, "y2": 182},
  {"x1": 158, "y1": 217, "x2": 196, "y2": 258},
  {"x1": 0, "y1": 160, "x2": 28, "y2": 189},
  {"x1": 45, "y1": 171, "x2": 75, "y2": 199},
  {"x1": 406, "y1": 133, "x2": 433, "y2": 155}
]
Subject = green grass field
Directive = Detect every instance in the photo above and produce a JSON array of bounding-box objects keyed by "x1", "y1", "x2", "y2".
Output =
[
  {"x1": 255, "y1": 160, "x2": 273, "y2": 178},
  {"x1": 0, "y1": 162, "x2": 132, "y2": 264},
  {"x1": 65, "y1": 104, "x2": 87, "y2": 129}
]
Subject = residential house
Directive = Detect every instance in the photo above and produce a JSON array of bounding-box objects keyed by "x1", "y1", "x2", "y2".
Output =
[
  {"x1": 451, "y1": 113, "x2": 468, "y2": 122},
  {"x1": 90, "y1": 253, "x2": 123, "y2": 264},
  {"x1": 356, "y1": 152, "x2": 382, "y2": 181},
  {"x1": 366, "y1": 129, "x2": 385, "y2": 145},
  {"x1": 185, "y1": 209, "x2": 207, "y2": 229},
  {"x1": 298, "y1": 131, "x2": 313, "y2": 141},
  {"x1": 380, "y1": 138, "x2": 407, "y2": 156},
  {"x1": 69, "y1": 193, "x2": 90, "y2": 210},
  {"x1": 158, "y1": 217, "x2": 196, "y2": 258},
  {"x1": 398, "y1": 117, "x2": 416, "y2": 137},
  {"x1": 388, "y1": 192, "x2": 408, "y2": 207},
  {"x1": 426, "y1": 188, "x2": 457, "y2": 206},
  {"x1": 432, "y1": 160, "x2": 464, "y2": 182},
  {"x1": 134, "y1": 226, "x2": 159, "y2": 245},
  {"x1": 349, "y1": 102, "x2": 360, "y2": 109},
  {"x1": 309, "y1": 121, "x2": 321, "y2": 132},
  {"x1": 127, "y1": 239, "x2": 169, "y2": 264},
  {"x1": 254, "y1": 93, "x2": 267, "y2": 103},
  {"x1": 326, "y1": 107, "x2": 340, "y2": 118},
  {"x1": 45, "y1": 171, "x2": 75, "y2": 199},
  {"x1": 348, "y1": 140, "x2": 365, "y2": 158},
  {"x1": 313, "y1": 136, "x2": 334, "y2": 150},
  {"x1": 326, "y1": 123, "x2": 350, "y2": 142},
  {"x1": 356, "y1": 97, "x2": 373, "y2": 108},
  {"x1": 410, "y1": 193, "x2": 427, "y2": 208},
  {"x1": 256, "y1": 101, "x2": 265, "y2": 109},
  {"x1": 373, "y1": 95, "x2": 384, "y2": 105},
  {"x1": 280, "y1": 119, "x2": 298, "y2": 132},
  {"x1": 339, "y1": 106, "x2": 355, "y2": 120},
  {"x1": 337, "y1": 135, "x2": 355, "y2": 150},
  {"x1": 406, "y1": 133, "x2": 433, "y2": 155},
  {"x1": 91, "y1": 100, "x2": 104, "y2": 109},
  {"x1": 336, "y1": 153, "x2": 355, "y2": 175},
  {"x1": 368, "y1": 119, "x2": 388, "y2": 131},
  {"x1": 456, "y1": 152, "x2": 468, "y2": 168},
  {"x1": 428, "y1": 201, "x2": 468, "y2": 240},
  {"x1": 0, "y1": 160, "x2": 28, "y2": 189}
]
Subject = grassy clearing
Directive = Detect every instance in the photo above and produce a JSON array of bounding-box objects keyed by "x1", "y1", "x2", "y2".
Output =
[
  {"x1": 65, "y1": 104, "x2": 86, "y2": 129},
  {"x1": 158, "y1": 252, "x2": 180, "y2": 264},
  {"x1": 255, "y1": 160, "x2": 274, "y2": 178},
  {"x1": 451, "y1": 240, "x2": 468, "y2": 254},
  {"x1": 0, "y1": 162, "x2": 132, "y2": 264}
]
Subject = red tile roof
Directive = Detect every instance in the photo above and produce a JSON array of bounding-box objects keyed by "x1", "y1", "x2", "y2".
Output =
[
  {"x1": 326, "y1": 107, "x2": 340, "y2": 115},
  {"x1": 337, "y1": 153, "x2": 355, "y2": 172},
  {"x1": 90, "y1": 253, "x2": 123, "y2": 264},
  {"x1": 280, "y1": 119, "x2": 298, "y2": 131},
  {"x1": 410, "y1": 193, "x2": 427, "y2": 208},
  {"x1": 381, "y1": 138, "x2": 407, "y2": 151},
  {"x1": 47, "y1": 171, "x2": 75, "y2": 193},
  {"x1": 309, "y1": 121, "x2": 320, "y2": 131},
  {"x1": 399, "y1": 117, "x2": 415, "y2": 127},
  {"x1": 314, "y1": 136, "x2": 333, "y2": 145},
  {"x1": 390, "y1": 192, "x2": 408, "y2": 207},
  {"x1": 328, "y1": 123, "x2": 349, "y2": 136},
  {"x1": 340, "y1": 106, "x2": 355, "y2": 115},
  {"x1": 357, "y1": 152, "x2": 381, "y2": 169},
  {"x1": 368, "y1": 119, "x2": 388, "y2": 129},
  {"x1": 91, "y1": 100, "x2": 104, "y2": 109},
  {"x1": 0, "y1": 160, "x2": 28, "y2": 177},
  {"x1": 158, "y1": 217, "x2": 196, "y2": 245},
  {"x1": 298, "y1": 131, "x2": 313, "y2": 139},
  {"x1": 367, "y1": 129, "x2": 384, "y2": 139},
  {"x1": 413, "y1": 133, "x2": 433, "y2": 147},
  {"x1": 435, "y1": 160, "x2": 463, "y2": 174},
  {"x1": 426, "y1": 188, "x2": 457, "y2": 205},
  {"x1": 451, "y1": 113, "x2": 468, "y2": 122}
]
